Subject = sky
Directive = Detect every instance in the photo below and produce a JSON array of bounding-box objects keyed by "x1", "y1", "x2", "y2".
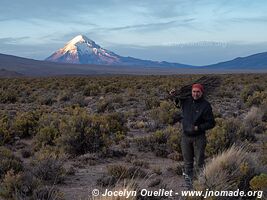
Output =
[{"x1": 0, "y1": 0, "x2": 267, "y2": 65}]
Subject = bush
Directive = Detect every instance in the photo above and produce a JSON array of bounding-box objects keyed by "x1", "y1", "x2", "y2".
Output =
[
  {"x1": 241, "y1": 84, "x2": 264, "y2": 103},
  {"x1": 0, "y1": 147, "x2": 23, "y2": 179},
  {"x1": 144, "y1": 95, "x2": 160, "y2": 110},
  {"x1": 134, "y1": 125, "x2": 182, "y2": 157},
  {"x1": 57, "y1": 108, "x2": 127, "y2": 156},
  {"x1": 206, "y1": 118, "x2": 256, "y2": 157},
  {"x1": 0, "y1": 114, "x2": 13, "y2": 145},
  {"x1": 32, "y1": 157, "x2": 65, "y2": 184},
  {"x1": 96, "y1": 98, "x2": 114, "y2": 113},
  {"x1": 35, "y1": 126, "x2": 60, "y2": 149},
  {"x1": 249, "y1": 173, "x2": 267, "y2": 191},
  {"x1": 195, "y1": 145, "x2": 260, "y2": 194},
  {"x1": 32, "y1": 186, "x2": 64, "y2": 200},
  {"x1": 107, "y1": 164, "x2": 146, "y2": 180},
  {"x1": 0, "y1": 89, "x2": 18, "y2": 103},
  {"x1": 246, "y1": 91, "x2": 267, "y2": 107},
  {"x1": 83, "y1": 84, "x2": 101, "y2": 96},
  {"x1": 0, "y1": 171, "x2": 40, "y2": 200},
  {"x1": 0, "y1": 170, "x2": 24, "y2": 199},
  {"x1": 150, "y1": 101, "x2": 178, "y2": 127},
  {"x1": 13, "y1": 111, "x2": 39, "y2": 138}
]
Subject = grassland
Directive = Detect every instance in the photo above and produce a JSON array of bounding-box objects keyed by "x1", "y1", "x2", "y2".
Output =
[{"x1": 0, "y1": 74, "x2": 266, "y2": 200}]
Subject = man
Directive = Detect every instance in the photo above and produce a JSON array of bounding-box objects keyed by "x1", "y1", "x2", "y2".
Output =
[{"x1": 170, "y1": 83, "x2": 215, "y2": 190}]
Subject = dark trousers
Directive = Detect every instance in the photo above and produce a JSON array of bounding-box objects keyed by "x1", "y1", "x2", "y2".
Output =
[{"x1": 181, "y1": 134, "x2": 206, "y2": 178}]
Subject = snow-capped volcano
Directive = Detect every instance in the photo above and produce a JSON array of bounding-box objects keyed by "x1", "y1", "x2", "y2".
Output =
[
  {"x1": 46, "y1": 35, "x2": 121, "y2": 65},
  {"x1": 46, "y1": 35, "x2": 193, "y2": 68}
]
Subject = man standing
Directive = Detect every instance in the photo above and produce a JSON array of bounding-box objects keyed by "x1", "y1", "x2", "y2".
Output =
[{"x1": 170, "y1": 83, "x2": 215, "y2": 190}]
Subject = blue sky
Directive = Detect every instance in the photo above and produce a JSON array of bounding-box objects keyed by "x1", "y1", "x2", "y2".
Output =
[{"x1": 0, "y1": 0, "x2": 267, "y2": 65}]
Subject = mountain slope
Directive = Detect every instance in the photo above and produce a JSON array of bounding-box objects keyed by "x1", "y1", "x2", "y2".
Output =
[
  {"x1": 205, "y1": 52, "x2": 267, "y2": 69},
  {"x1": 46, "y1": 35, "x2": 121, "y2": 65},
  {"x1": 0, "y1": 53, "x2": 204, "y2": 76},
  {"x1": 45, "y1": 35, "x2": 192, "y2": 68},
  {"x1": 0, "y1": 68, "x2": 24, "y2": 77}
]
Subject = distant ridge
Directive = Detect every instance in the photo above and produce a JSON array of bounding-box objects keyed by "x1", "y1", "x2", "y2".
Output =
[
  {"x1": 0, "y1": 53, "x2": 204, "y2": 76},
  {"x1": 0, "y1": 68, "x2": 24, "y2": 77},
  {"x1": 205, "y1": 52, "x2": 267, "y2": 70}
]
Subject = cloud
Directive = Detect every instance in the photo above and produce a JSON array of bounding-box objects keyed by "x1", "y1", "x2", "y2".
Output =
[
  {"x1": 0, "y1": 37, "x2": 30, "y2": 44},
  {"x1": 228, "y1": 16, "x2": 267, "y2": 23},
  {"x1": 101, "y1": 18, "x2": 195, "y2": 32},
  {"x1": 108, "y1": 41, "x2": 267, "y2": 65}
]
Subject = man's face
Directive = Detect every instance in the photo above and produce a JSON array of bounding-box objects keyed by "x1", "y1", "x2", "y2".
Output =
[{"x1": 192, "y1": 88, "x2": 203, "y2": 100}]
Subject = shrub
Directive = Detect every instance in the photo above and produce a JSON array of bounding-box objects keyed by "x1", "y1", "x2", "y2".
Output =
[
  {"x1": 13, "y1": 111, "x2": 39, "y2": 138},
  {"x1": 58, "y1": 90, "x2": 73, "y2": 102},
  {"x1": 83, "y1": 84, "x2": 101, "y2": 96},
  {"x1": 32, "y1": 157, "x2": 65, "y2": 184},
  {"x1": 35, "y1": 126, "x2": 60, "y2": 149},
  {"x1": 103, "y1": 84, "x2": 121, "y2": 93},
  {"x1": 134, "y1": 125, "x2": 182, "y2": 157},
  {"x1": 0, "y1": 147, "x2": 23, "y2": 179},
  {"x1": 206, "y1": 118, "x2": 256, "y2": 157},
  {"x1": 0, "y1": 170, "x2": 23, "y2": 199},
  {"x1": 107, "y1": 164, "x2": 128, "y2": 179},
  {"x1": 0, "y1": 89, "x2": 18, "y2": 103},
  {"x1": 57, "y1": 108, "x2": 127, "y2": 156},
  {"x1": 0, "y1": 114, "x2": 13, "y2": 145},
  {"x1": 150, "y1": 101, "x2": 178, "y2": 127},
  {"x1": 96, "y1": 98, "x2": 114, "y2": 113},
  {"x1": 165, "y1": 125, "x2": 182, "y2": 153},
  {"x1": 107, "y1": 165, "x2": 146, "y2": 180},
  {"x1": 0, "y1": 171, "x2": 40, "y2": 200},
  {"x1": 144, "y1": 95, "x2": 160, "y2": 110},
  {"x1": 241, "y1": 84, "x2": 264, "y2": 103},
  {"x1": 32, "y1": 186, "x2": 64, "y2": 200},
  {"x1": 246, "y1": 91, "x2": 267, "y2": 107},
  {"x1": 249, "y1": 173, "x2": 267, "y2": 191},
  {"x1": 70, "y1": 94, "x2": 87, "y2": 107}
]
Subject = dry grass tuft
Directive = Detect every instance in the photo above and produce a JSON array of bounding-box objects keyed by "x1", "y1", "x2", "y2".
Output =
[{"x1": 195, "y1": 145, "x2": 260, "y2": 191}]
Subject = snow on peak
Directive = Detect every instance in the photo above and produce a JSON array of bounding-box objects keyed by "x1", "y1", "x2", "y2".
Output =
[
  {"x1": 61, "y1": 35, "x2": 101, "y2": 54},
  {"x1": 67, "y1": 35, "x2": 94, "y2": 46}
]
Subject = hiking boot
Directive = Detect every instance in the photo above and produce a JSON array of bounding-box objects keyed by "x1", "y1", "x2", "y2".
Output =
[{"x1": 183, "y1": 172, "x2": 193, "y2": 190}]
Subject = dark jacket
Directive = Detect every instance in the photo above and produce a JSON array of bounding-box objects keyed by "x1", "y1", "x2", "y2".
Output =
[{"x1": 175, "y1": 96, "x2": 215, "y2": 136}]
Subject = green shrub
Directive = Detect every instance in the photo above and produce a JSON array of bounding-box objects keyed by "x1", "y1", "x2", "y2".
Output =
[
  {"x1": 246, "y1": 91, "x2": 267, "y2": 107},
  {"x1": 35, "y1": 126, "x2": 60, "y2": 149},
  {"x1": 13, "y1": 111, "x2": 39, "y2": 138},
  {"x1": 0, "y1": 171, "x2": 40, "y2": 200},
  {"x1": 96, "y1": 98, "x2": 115, "y2": 113},
  {"x1": 0, "y1": 170, "x2": 24, "y2": 199},
  {"x1": 134, "y1": 125, "x2": 182, "y2": 157},
  {"x1": 0, "y1": 114, "x2": 13, "y2": 145},
  {"x1": 206, "y1": 118, "x2": 256, "y2": 157},
  {"x1": 249, "y1": 173, "x2": 267, "y2": 191},
  {"x1": 0, "y1": 147, "x2": 23, "y2": 179},
  {"x1": 144, "y1": 95, "x2": 160, "y2": 110},
  {"x1": 56, "y1": 108, "x2": 127, "y2": 156},
  {"x1": 150, "y1": 101, "x2": 178, "y2": 127},
  {"x1": 83, "y1": 84, "x2": 101, "y2": 96},
  {"x1": 58, "y1": 90, "x2": 73, "y2": 102},
  {"x1": 0, "y1": 89, "x2": 18, "y2": 103},
  {"x1": 241, "y1": 84, "x2": 264, "y2": 103}
]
